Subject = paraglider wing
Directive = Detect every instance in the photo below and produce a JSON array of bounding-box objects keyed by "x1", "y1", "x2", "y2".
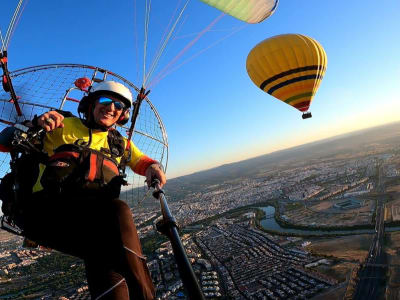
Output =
[
  {"x1": 199, "y1": 0, "x2": 279, "y2": 23},
  {"x1": 246, "y1": 34, "x2": 327, "y2": 115}
]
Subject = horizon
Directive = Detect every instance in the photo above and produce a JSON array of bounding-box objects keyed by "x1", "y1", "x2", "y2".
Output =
[{"x1": 170, "y1": 120, "x2": 400, "y2": 179}]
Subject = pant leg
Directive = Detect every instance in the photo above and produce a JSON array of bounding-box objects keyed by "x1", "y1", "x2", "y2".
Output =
[
  {"x1": 86, "y1": 199, "x2": 155, "y2": 300},
  {"x1": 111, "y1": 199, "x2": 155, "y2": 300},
  {"x1": 20, "y1": 193, "x2": 155, "y2": 300},
  {"x1": 84, "y1": 264, "x2": 130, "y2": 300}
]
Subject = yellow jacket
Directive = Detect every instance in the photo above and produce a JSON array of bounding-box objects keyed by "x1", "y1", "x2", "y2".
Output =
[{"x1": 33, "y1": 117, "x2": 156, "y2": 192}]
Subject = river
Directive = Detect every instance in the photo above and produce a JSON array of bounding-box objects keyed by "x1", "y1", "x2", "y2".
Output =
[{"x1": 259, "y1": 206, "x2": 400, "y2": 236}]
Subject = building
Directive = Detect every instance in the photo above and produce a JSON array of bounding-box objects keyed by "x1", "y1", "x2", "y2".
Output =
[{"x1": 334, "y1": 198, "x2": 363, "y2": 210}]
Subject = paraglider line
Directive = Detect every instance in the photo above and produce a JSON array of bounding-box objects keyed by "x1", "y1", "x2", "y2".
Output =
[
  {"x1": 143, "y1": 0, "x2": 152, "y2": 85},
  {"x1": 150, "y1": 22, "x2": 247, "y2": 88},
  {"x1": 7, "y1": 0, "x2": 29, "y2": 49},
  {"x1": 144, "y1": 0, "x2": 190, "y2": 86},
  {"x1": 170, "y1": 12, "x2": 189, "y2": 41},
  {"x1": 133, "y1": 0, "x2": 140, "y2": 84},
  {"x1": 4, "y1": 0, "x2": 24, "y2": 50},
  {"x1": 149, "y1": 12, "x2": 225, "y2": 88},
  {"x1": 150, "y1": 0, "x2": 183, "y2": 67},
  {"x1": 173, "y1": 26, "x2": 244, "y2": 40},
  {"x1": 0, "y1": 30, "x2": 6, "y2": 53}
]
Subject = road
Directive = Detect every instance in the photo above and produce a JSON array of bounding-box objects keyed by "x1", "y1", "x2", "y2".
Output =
[{"x1": 353, "y1": 163, "x2": 387, "y2": 300}]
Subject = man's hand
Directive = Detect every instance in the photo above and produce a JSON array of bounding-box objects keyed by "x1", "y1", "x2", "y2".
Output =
[
  {"x1": 145, "y1": 163, "x2": 166, "y2": 188},
  {"x1": 37, "y1": 111, "x2": 65, "y2": 132}
]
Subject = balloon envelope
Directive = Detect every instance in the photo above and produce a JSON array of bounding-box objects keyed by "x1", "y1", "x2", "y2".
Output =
[
  {"x1": 246, "y1": 34, "x2": 327, "y2": 114},
  {"x1": 200, "y1": 0, "x2": 279, "y2": 23}
]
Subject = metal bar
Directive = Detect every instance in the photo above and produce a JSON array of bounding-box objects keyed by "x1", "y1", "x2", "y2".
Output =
[
  {"x1": 8, "y1": 64, "x2": 141, "y2": 95},
  {"x1": 59, "y1": 87, "x2": 76, "y2": 110},
  {"x1": 0, "y1": 99, "x2": 57, "y2": 110},
  {"x1": 0, "y1": 51, "x2": 22, "y2": 116},
  {"x1": 0, "y1": 118, "x2": 15, "y2": 125},
  {"x1": 124, "y1": 87, "x2": 150, "y2": 153},
  {"x1": 153, "y1": 181, "x2": 205, "y2": 300},
  {"x1": 125, "y1": 128, "x2": 167, "y2": 146}
]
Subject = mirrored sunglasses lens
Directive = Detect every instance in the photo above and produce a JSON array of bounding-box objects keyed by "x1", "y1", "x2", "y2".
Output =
[
  {"x1": 98, "y1": 97, "x2": 125, "y2": 110},
  {"x1": 114, "y1": 102, "x2": 124, "y2": 110},
  {"x1": 98, "y1": 97, "x2": 113, "y2": 105}
]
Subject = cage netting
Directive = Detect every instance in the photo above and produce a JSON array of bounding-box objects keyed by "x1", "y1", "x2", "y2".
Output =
[{"x1": 0, "y1": 63, "x2": 168, "y2": 207}]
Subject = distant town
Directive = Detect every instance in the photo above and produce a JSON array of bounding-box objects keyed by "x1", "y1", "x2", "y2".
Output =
[{"x1": 1, "y1": 122, "x2": 399, "y2": 299}]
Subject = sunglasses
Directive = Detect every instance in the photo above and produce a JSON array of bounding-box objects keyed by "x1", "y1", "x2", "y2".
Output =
[{"x1": 98, "y1": 97, "x2": 126, "y2": 110}]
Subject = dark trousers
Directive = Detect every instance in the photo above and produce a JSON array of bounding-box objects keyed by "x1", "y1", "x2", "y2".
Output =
[{"x1": 21, "y1": 191, "x2": 155, "y2": 299}]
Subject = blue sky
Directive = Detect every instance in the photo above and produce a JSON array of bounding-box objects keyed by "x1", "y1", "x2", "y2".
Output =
[{"x1": 1, "y1": 0, "x2": 400, "y2": 178}]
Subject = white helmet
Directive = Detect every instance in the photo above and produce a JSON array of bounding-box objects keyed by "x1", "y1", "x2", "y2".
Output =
[{"x1": 89, "y1": 81, "x2": 133, "y2": 108}]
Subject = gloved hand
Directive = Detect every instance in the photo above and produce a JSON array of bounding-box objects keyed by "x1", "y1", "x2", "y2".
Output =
[{"x1": 145, "y1": 163, "x2": 166, "y2": 188}]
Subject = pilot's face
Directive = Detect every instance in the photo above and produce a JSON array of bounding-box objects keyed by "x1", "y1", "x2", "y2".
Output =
[{"x1": 93, "y1": 96, "x2": 124, "y2": 127}]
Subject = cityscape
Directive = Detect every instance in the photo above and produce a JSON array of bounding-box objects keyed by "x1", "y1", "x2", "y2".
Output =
[
  {"x1": 0, "y1": 121, "x2": 399, "y2": 299},
  {"x1": 0, "y1": 0, "x2": 399, "y2": 299}
]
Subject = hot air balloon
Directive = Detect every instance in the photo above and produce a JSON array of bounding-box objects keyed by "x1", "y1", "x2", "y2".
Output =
[
  {"x1": 246, "y1": 34, "x2": 327, "y2": 119},
  {"x1": 200, "y1": 0, "x2": 279, "y2": 23}
]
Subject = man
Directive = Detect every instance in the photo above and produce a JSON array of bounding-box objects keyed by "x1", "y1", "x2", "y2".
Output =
[{"x1": 2, "y1": 81, "x2": 165, "y2": 299}]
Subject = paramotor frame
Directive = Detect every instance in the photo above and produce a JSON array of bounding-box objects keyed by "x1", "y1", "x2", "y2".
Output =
[{"x1": 0, "y1": 63, "x2": 169, "y2": 207}]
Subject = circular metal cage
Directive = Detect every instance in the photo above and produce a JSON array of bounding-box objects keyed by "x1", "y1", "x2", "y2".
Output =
[{"x1": 0, "y1": 63, "x2": 168, "y2": 207}]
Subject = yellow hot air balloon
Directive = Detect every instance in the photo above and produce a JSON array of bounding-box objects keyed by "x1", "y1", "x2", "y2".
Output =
[
  {"x1": 199, "y1": 0, "x2": 279, "y2": 24},
  {"x1": 246, "y1": 34, "x2": 327, "y2": 119}
]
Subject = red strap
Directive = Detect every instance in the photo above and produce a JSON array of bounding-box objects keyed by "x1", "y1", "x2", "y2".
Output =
[
  {"x1": 87, "y1": 153, "x2": 97, "y2": 181},
  {"x1": 0, "y1": 145, "x2": 11, "y2": 152},
  {"x1": 49, "y1": 151, "x2": 79, "y2": 161},
  {"x1": 2, "y1": 75, "x2": 10, "y2": 93},
  {"x1": 103, "y1": 159, "x2": 119, "y2": 175}
]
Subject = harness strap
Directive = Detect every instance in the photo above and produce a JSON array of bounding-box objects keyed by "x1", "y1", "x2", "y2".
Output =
[
  {"x1": 124, "y1": 245, "x2": 146, "y2": 260},
  {"x1": 95, "y1": 278, "x2": 127, "y2": 300},
  {"x1": 49, "y1": 151, "x2": 79, "y2": 160},
  {"x1": 103, "y1": 159, "x2": 119, "y2": 175},
  {"x1": 87, "y1": 153, "x2": 97, "y2": 182}
]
